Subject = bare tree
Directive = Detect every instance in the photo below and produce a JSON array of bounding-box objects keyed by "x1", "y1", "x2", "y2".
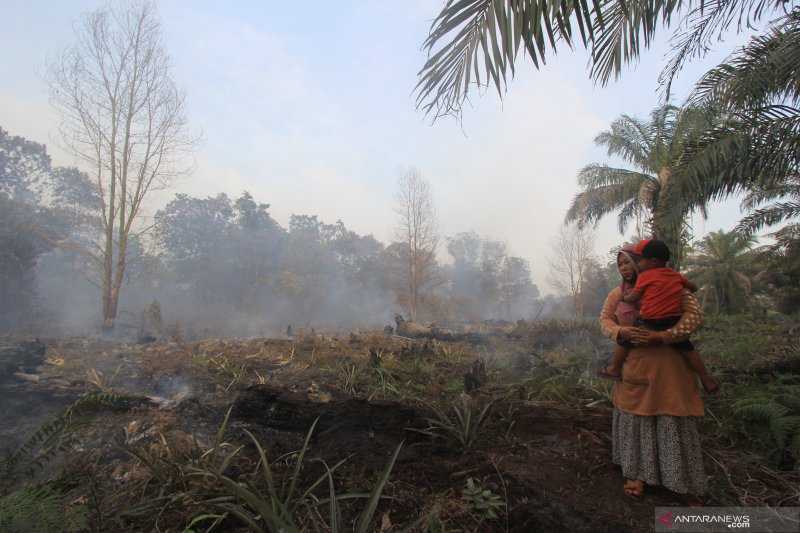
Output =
[
  {"x1": 547, "y1": 223, "x2": 596, "y2": 317},
  {"x1": 48, "y1": 1, "x2": 194, "y2": 329},
  {"x1": 394, "y1": 169, "x2": 438, "y2": 321}
]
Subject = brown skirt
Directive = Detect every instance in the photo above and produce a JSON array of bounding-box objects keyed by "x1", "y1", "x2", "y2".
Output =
[{"x1": 612, "y1": 408, "x2": 707, "y2": 495}]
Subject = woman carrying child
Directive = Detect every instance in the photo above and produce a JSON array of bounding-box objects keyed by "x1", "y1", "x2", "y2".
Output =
[
  {"x1": 599, "y1": 242, "x2": 708, "y2": 501},
  {"x1": 600, "y1": 239, "x2": 719, "y2": 394}
]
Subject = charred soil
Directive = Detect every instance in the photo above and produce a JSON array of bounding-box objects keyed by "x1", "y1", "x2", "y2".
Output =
[{"x1": 1, "y1": 323, "x2": 798, "y2": 532}]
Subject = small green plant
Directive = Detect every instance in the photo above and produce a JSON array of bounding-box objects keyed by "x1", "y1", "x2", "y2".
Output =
[
  {"x1": 179, "y1": 417, "x2": 403, "y2": 532},
  {"x1": 732, "y1": 377, "x2": 800, "y2": 466},
  {"x1": 578, "y1": 375, "x2": 614, "y2": 407},
  {"x1": 461, "y1": 478, "x2": 504, "y2": 522},
  {"x1": 413, "y1": 396, "x2": 495, "y2": 452},
  {"x1": 523, "y1": 373, "x2": 575, "y2": 402},
  {"x1": 497, "y1": 401, "x2": 519, "y2": 439},
  {"x1": 0, "y1": 485, "x2": 88, "y2": 533},
  {"x1": 368, "y1": 367, "x2": 400, "y2": 400},
  {"x1": 209, "y1": 355, "x2": 248, "y2": 391}
]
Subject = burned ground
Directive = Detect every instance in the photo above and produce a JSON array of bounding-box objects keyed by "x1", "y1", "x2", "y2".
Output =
[{"x1": 1, "y1": 318, "x2": 799, "y2": 532}]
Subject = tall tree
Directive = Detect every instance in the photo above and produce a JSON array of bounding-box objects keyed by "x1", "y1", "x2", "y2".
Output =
[
  {"x1": 394, "y1": 168, "x2": 439, "y2": 321},
  {"x1": 547, "y1": 223, "x2": 595, "y2": 317},
  {"x1": 48, "y1": 1, "x2": 194, "y2": 329},
  {"x1": 446, "y1": 232, "x2": 538, "y2": 319},
  {"x1": 686, "y1": 230, "x2": 756, "y2": 314},
  {"x1": 565, "y1": 105, "x2": 714, "y2": 268},
  {"x1": 498, "y1": 256, "x2": 539, "y2": 320},
  {"x1": 0, "y1": 127, "x2": 98, "y2": 331},
  {"x1": 0, "y1": 126, "x2": 51, "y2": 202}
]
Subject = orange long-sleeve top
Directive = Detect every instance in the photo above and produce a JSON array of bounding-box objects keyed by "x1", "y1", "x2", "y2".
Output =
[{"x1": 600, "y1": 287, "x2": 705, "y2": 417}]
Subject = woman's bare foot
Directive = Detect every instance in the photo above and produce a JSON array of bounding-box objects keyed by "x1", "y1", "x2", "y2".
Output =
[
  {"x1": 623, "y1": 479, "x2": 644, "y2": 498},
  {"x1": 597, "y1": 366, "x2": 622, "y2": 381}
]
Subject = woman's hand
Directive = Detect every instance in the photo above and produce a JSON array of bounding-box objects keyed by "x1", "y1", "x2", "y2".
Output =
[
  {"x1": 617, "y1": 327, "x2": 636, "y2": 341},
  {"x1": 627, "y1": 328, "x2": 665, "y2": 346}
]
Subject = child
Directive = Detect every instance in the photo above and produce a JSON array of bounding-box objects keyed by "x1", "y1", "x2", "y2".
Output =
[{"x1": 599, "y1": 239, "x2": 719, "y2": 394}]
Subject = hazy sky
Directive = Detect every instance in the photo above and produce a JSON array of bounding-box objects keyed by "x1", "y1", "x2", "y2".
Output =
[{"x1": 1, "y1": 1, "x2": 757, "y2": 289}]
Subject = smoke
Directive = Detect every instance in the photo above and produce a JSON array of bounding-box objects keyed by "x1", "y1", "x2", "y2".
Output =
[{"x1": 21, "y1": 190, "x2": 548, "y2": 338}]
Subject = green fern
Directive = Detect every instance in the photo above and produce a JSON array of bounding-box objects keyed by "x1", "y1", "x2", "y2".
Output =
[
  {"x1": 2, "y1": 390, "x2": 142, "y2": 477},
  {"x1": 0, "y1": 485, "x2": 87, "y2": 533},
  {"x1": 733, "y1": 385, "x2": 800, "y2": 466}
]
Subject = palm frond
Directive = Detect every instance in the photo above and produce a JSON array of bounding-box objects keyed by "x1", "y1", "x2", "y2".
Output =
[
  {"x1": 417, "y1": 0, "x2": 794, "y2": 119},
  {"x1": 589, "y1": 0, "x2": 681, "y2": 85},
  {"x1": 566, "y1": 165, "x2": 654, "y2": 229},
  {"x1": 659, "y1": 0, "x2": 784, "y2": 95},
  {"x1": 680, "y1": 9, "x2": 800, "y2": 195},
  {"x1": 692, "y1": 8, "x2": 800, "y2": 109},
  {"x1": 416, "y1": 0, "x2": 688, "y2": 117},
  {"x1": 616, "y1": 198, "x2": 647, "y2": 234},
  {"x1": 595, "y1": 114, "x2": 655, "y2": 171},
  {"x1": 741, "y1": 176, "x2": 800, "y2": 210},
  {"x1": 577, "y1": 163, "x2": 655, "y2": 188},
  {"x1": 771, "y1": 223, "x2": 800, "y2": 249},
  {"x1": 737, "y1": 202, "x2": 800, "y2": 234}
]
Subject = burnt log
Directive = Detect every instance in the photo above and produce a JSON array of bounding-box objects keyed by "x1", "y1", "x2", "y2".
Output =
[
  {"x1": 463, "y1": 358, "x2": 487, "y2": 393},
  {"x1": 232, "y1": 385, "x2": 426, "y2": 438},
  {"x1": 394, "y1": 315, "x2": 487, "y2": 344},
  {"x1": 0, "y1": 338, "x2": 46, "y2": 379}
]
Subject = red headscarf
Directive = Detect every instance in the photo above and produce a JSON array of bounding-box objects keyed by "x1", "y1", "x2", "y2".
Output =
[{"x1": 633, "y1": 239, "x2": 651, "y2": 256}]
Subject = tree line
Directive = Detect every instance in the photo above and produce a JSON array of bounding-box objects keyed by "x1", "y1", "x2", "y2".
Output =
[{"x1": 0, "y1": 126, "x2": 541, "y2": 334}]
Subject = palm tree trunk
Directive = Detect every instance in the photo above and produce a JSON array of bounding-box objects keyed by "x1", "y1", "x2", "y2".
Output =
[{"x1": 652, "y1": 166, "x2": 687, "y2": 269}]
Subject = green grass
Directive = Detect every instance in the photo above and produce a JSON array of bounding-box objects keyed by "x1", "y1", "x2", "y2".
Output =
[{"x1": 694, "y1": 314, "x2": 785, "y2": 369}]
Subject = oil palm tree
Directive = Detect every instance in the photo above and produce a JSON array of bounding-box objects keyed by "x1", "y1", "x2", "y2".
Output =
[
  {"x1": 686, "y1": 230, "x2": 756, "y2": 314},
  {"x1": 564, "y1": 105, "x2": 715, "y2": 268},
  {"x1": 416, "y1": 0, "x2": 795, "y2": 118},
  {"x1": 683, "y1": 8, "x2": 800, "y2": 201},
  {"x1": 736, "y1": 176, "x2": 800, "y2": 312}
]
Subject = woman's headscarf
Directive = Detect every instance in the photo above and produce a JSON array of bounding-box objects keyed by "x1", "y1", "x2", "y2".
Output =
[
  {"x1": 617, "y1": 243, "x2": 640, "y2": 282},
  {"x1": 615, "y1": 243, "x2": 641, "y2": 326}
]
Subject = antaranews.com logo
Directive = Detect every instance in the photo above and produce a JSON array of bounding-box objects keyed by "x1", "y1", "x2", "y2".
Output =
[
  {"x1": 657, "y1": 510, "x2": 750, "y2": 529},
  {"x1": 655, "y1": 507, "x2": 799, "y2": 532}
]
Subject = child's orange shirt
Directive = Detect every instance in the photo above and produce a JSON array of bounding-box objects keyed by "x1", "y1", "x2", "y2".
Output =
[{"x1": 634, "y1": 267, "x2": 690, "y2": 319}]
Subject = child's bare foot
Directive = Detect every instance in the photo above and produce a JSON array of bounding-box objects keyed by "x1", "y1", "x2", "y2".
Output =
[
  {"x1": 623, "y1": 479, "x2": 644, "y2": 498},
  {"x1": 597, "y1": 366, "x2": 622, "y2": 380},
  {"x1": 701, "y1": 375, "x2": 719, "y2": 395}
]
